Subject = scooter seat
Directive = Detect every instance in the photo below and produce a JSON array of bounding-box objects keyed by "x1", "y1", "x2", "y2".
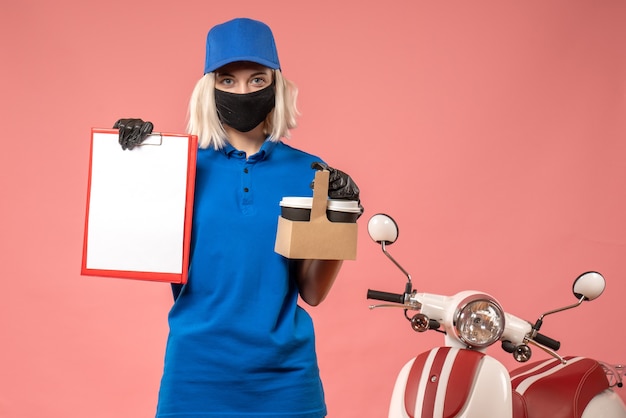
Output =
[{"x1": 509, "y1": 356, "x2": 608, "y2": 418}]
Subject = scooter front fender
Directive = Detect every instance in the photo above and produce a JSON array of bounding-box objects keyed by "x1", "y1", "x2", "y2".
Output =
[{"x1": 389, "y1": 347, "x2": 512, "y2": 418}]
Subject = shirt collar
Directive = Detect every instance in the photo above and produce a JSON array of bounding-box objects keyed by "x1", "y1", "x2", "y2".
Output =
[{"x1": 221, "y1": 138, "x2": 278, "y2": 161}]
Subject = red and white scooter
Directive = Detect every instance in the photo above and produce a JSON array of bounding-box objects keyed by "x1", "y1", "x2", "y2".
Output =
[{"x1": 366, "y1": 213, "x2": 626, "y2": 418}]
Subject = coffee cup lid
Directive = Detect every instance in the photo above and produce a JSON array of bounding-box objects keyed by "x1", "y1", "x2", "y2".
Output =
[
  {"x1": 280, "y1": 197, "x2": 361, "y2": 213},
  {"x1": 327, "y1": 199, "x2": 361, "y2": 213},
  {"x1": 279, "y1": 197, "x2": 313, "y2": 209}
]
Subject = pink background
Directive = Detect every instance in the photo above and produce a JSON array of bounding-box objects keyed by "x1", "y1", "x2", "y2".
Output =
[{"x1": 2, "y1": 1, "x2": 625, "y2": 417}]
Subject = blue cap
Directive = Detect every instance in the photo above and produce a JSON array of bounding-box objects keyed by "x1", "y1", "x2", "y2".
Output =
[{"x1": 204, "y1": 18, "x2": 281, "y2": 74}]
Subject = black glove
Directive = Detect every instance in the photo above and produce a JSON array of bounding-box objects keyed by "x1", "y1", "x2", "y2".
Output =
[
  {"x1": 113, "y1": 118, "x2": 154, "y2": 150},
  {"x1": 311, "y1": 161, "x2": 364, "y2": 217},
  {"x1": 311, "y1": 161, "x2": 360, "y2": 200}
]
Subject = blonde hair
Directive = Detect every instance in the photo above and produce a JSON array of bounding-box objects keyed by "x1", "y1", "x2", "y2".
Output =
[{"x1": 187, "y1": 70, "x2": 299, "y2": 149}]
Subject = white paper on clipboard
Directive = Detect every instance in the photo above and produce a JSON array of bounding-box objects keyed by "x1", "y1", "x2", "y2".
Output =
[{"x1": 81, "y1": 128, "x2": 197, "y2": 283}]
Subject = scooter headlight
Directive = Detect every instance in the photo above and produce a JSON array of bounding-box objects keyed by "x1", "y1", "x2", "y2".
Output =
[{"x1": 453, "y1": 295, "x2": 505, "y2": 348}]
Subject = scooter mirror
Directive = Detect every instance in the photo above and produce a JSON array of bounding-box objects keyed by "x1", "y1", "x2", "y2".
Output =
[
  {"x1": 572, "y1": 271, "x2": 605, "y2": 301},
  {"x1": 368, "y1": 214, "x2": 399, "y2": 245}
]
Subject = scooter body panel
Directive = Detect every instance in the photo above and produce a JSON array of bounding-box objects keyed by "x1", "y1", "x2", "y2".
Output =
[
  {"x1": 389, "y1": 347, "x2": 512, "y2": 418},
  {"x1": 581, "y1": 389, "x2": 626, "y2": 418},
  {"x1": 510, "y1": 356, "x2": 626, "y2": 418}
]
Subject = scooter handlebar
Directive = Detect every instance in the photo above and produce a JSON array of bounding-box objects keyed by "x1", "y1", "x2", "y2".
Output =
[
  {"x1": 534, "y1": 333, "x2": 561, "y2": 351},
  {"x1": 367, "y1": 289, "x2": 405, "y2": 304}
]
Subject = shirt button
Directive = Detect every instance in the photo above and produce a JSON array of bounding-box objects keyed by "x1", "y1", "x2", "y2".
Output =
[
  {"x1": 243, "y1": 168, "x2": 249, "y2": 173},
  {"x1": 243, "y1": 187, "x2": 249, "y2": 193}
]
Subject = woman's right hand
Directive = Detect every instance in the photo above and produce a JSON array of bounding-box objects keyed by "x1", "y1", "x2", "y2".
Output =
[{"x1": 113, "y1": 118, "x2": 154, "y2": 150}]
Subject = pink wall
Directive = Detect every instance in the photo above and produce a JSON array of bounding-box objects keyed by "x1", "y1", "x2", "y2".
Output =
[{"x1": 2, "y1": 1, "x2": 625, "y2": 417}]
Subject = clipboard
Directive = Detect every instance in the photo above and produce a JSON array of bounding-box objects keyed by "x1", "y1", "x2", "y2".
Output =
[{"x1": 81, "y1": 128, "x2": 197, "y2": 283}]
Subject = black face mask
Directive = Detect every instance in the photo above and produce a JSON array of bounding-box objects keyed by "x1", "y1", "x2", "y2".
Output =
[{"x1": 214, "y1": 85, "x2": 276, "y2": 133}]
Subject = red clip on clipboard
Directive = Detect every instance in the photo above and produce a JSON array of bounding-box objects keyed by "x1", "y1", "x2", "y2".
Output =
[{"x1": 81, "y1": 128, "x2": 197, "y2": 284}]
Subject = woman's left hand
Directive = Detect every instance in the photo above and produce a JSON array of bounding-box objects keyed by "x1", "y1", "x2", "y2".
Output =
[
  {"x1": 311, "y1": 161, "x2": 360, "y2": 200},
  {"x1": 311, "y1": 161, "x2": 363, "y2": 216}
]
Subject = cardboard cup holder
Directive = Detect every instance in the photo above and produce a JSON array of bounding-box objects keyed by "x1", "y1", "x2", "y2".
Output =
[{"x1": 274, "y1": 170, "x2": 358, "y2": 260}]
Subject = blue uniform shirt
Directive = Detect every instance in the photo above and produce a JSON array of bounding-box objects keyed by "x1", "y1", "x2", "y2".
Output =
[{"x1": 156, "y1": 140, "x2": 327, "y2": 418}]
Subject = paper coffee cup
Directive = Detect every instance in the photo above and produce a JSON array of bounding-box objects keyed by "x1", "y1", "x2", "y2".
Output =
[{"x1": 280, "y1": 197, "x2": 360, "y2": 223}]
